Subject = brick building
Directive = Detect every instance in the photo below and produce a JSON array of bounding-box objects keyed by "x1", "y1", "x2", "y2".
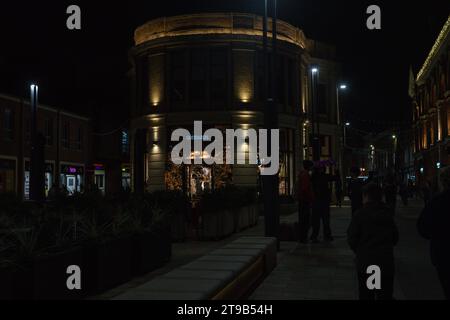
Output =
[
  {"x1": 0, "y1": 93, "x2": 93, "y2": 197},
  {"x1": 413, "y1": 15, "x2": 450, "y2": 190}
]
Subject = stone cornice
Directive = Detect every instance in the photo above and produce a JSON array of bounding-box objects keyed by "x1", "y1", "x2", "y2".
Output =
[
  {"x1": 135, "y1": 13, "x2": 308, "y2": 50},
  {"x1": 416, "y1": 15, "x2": 450, "y2": 84}
]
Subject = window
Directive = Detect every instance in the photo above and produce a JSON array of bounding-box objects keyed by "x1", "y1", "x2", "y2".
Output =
[
  {"x1": 170, "y1": 50, "x2": 186, "y2": 104},
  {"x1": 287, "y1": 59, "x2": 296, "y2": 107},
  {"x1": 210, "y1": 48, "x2": 227, "y2": 103},
  {"x1": 276, "y1": 55, "x2": 285, "y2": 104},
  {"x1": 62, "y1": 121, "x2": 70, "y2": 149},
  {"x1": 3, "y1": 108, "x2": 14, "y2": 141},
  {"x1": 190, "y1": 49, "x2": 207, "y2": 104},
  {"x1": 44, "y1": 118, "x2": 53, "y2": 146},
  {"x1": 76, "y1": 127, "x2": 83, "y2": 150}
]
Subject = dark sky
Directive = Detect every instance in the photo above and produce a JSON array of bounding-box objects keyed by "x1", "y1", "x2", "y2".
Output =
[{"x1": 0, "y1": 0, "x2": 449, "y2": 132}]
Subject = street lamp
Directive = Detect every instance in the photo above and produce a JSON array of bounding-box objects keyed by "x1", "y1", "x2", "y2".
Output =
[
  {"x1": 336, "y1": 83, "x2": 348, "y2": 183},
  {"x1": 310, "y1": 66, "x2": 320, "y2": 161},
  {"x1": 392, "y1": 134, "x2": 398, "y2": 169}
]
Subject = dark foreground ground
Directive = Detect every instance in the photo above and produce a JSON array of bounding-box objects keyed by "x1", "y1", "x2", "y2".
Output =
[{"x1": 97, "y1": 198, "x2": 444, "y2": 300}]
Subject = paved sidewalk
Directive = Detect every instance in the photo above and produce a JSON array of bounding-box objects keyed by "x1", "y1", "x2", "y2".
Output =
[
  {"x1": 250, "y1": 206, "x2": 359, "y2": 300},
  {"x1": 96, "y1": 218, "x2": 266, "y2": 299}
]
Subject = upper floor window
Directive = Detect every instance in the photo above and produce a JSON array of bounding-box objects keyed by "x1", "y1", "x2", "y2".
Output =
[
  {"x1": 190, "y1": 49, "x2": 207, "y2": 104},
  {"x1": 170, "y1": 50, "x2": 186, "y2": 104},
  {"x1": 44, "y1": 118, "x2": 53, "y2": 146},
  {"x1": 2, "y1": 108, "x2": 14, "y2": 141},
  {"x1": 210, "y1": 48, "x2": 227, "y2": 103},
  {"x1": 75, "y1": 127, "x2": 83, "y2": 150},
  {"x1": 62, "y1": 121, "x2": 70, "y2": 149}
]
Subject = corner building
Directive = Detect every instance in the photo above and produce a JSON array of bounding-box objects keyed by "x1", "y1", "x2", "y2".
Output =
[{"x1": 129, "y1": 13, "x2": 341, "y2": 197}]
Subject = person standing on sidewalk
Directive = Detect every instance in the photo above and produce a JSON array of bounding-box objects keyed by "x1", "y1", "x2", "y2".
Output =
[
  {"x1": 417, "y1": 166, "x2": 450, "y2": 300},
  {"x1": 310, "y1": 165, "x2": 334, "y2": 243},
  {"x1": 347, "y1": 183, "x2": 399, "y2": 300},
  {"x1": 348, "y1": 166, "x2": 364, "y2": 217},
  {"x1": 335, "y1": 169, "x2": 343, "y2": 208},
  {"x1": 296, "y1": 160, "x2": 314, "y2": 243},
  {"x1": 383, "y1": 174, "x2": 397, "y2": 215}
]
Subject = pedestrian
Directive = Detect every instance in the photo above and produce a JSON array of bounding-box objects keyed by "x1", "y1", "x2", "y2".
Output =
[
  {"x1": 348, "y1": 166, "x2": 364, "y2": 217},
  {"x1": 310, "y1": 165, "x2": 334, "y2": 243},
  {"x1": 421, "y1": 180, "x2": 432, "y2": 205},
  {"x1": 383, "y1": 174, "x2": 397, "y2": 215},
  {"x1": 296, "y1": 160, "x2": 314, "y2": 243},
  {"x1": 399, "y1": 182, "x2": 409, "y2": 207},
  {"x1": 347, "y1": 183, "x2": 399, "y2": 300},
  {"x1": 335, "y1": 169, "x2": 343, "y2": 208},
  {"x1": 417, "y1": 166, "x2": 450, "y2": 299}
]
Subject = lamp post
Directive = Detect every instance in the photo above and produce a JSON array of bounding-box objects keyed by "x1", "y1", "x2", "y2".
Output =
[
  {"x1": 262, "y1": 0, "x2": 280, "y2": 244},
  {"x1": 311, "y1": 67, "x2": 320, "y2": 161},
  {"x1": 336, "y1": 83, "x2": 347, "y2": 179},
  {"x1": 392, "y1": 134, "x2": 397, "y2": 169},
  {"x1": 29, "y1": 84, "x2": 45, "y2": 202}
]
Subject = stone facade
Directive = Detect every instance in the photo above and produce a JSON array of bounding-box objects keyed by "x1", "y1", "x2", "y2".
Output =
[{"x1": 129, "y1": 13, "x2": 341, "y2": 197}]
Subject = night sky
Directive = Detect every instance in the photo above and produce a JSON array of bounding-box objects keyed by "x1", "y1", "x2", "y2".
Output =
[{"x1": 0, "y1": 1, "x2": 449, "y2": 132}]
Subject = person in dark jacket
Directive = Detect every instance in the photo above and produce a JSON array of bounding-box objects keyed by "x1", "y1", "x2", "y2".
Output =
[
  {"x1": 335, "y1": 169, "x2": 343, "y2": 208},
  {"x1": 383, "y1": 174, "x2": 397, "y2": 215},
  {"x1": 296, "y1": 160, "x2": 314, "y2": 243},
  {"x1": 417, "y1": 166, "x2": 450, "y2": 299},
  {"x1": 348, "y1": 166, "x2": 364, "y2": 217},
  {"x1": 310, "y1": 165, "x2": 334, "y2": 242},
  {"x1": 347, "y1": 183, "x2": 399, "y2": 300}
]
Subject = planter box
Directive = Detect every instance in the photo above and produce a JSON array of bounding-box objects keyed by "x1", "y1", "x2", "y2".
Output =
[
  {"x1": 83, "y1": 237, "x2": 132, "y2": 294},
  {"x1": 131, "y1": 230, "x2": 172, "y2": 277},
  {"x1": 249, "y1": 204, "x2": 259, "y2": 226},
  {"x1": 201, "y1": 210, "x2": 234, "y2": 240},
  {"x1": 32, "y1": 247, "x2": 85, "y2": 300},
  {"x1": 0, "y1": 265, "x2": 14, "y2": 300},
  {"x1": 170, "y1": 213, "x2": 186, "y2": 242},
  {"x1": 237, "y1": 206, "x2": 251, "y2": 231}
]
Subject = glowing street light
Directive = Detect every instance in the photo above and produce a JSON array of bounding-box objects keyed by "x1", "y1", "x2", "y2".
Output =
[{"x1": 339, "y1": 84, "x2": 347, "y2": 90}]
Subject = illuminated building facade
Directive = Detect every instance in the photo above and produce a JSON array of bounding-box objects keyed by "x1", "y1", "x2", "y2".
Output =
[
  {"x1": 129, "y1": 13, "x2": 341, "y2": 197},
  {"x1": 413, "y1": 15, "x2": 450, "y2": 188}
]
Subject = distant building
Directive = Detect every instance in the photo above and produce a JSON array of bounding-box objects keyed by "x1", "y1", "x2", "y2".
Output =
[
  {"x1": 0, "y1": 93, "x2": 92, "y2": 197},
  {"x1": 0, "y1": 93, "x2": 133, "y2": 198},
  {"x1": 129, "y1": 13, "x2": 342, "y2": 197},
  {"x1": 413, "y1": 15, "x2": 450, "y2": 190}
]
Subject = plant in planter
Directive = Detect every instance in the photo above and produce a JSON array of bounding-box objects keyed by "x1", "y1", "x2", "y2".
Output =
[
  {"x1": 0, "y1": 234, "x2": 15, "y2": 300},
  {"x1": 150, "y1": 190, "x2": 189, "y2": 242},
  {"x1": 200, "y1": 189, "x2": 234, "y2": 240},
  {"x1": 28, "y1": 207, "x2": 85, "y2": 300},
  {"x1": 125, "y1": 195, "x2": 170, "y2": 276},
  {"x1": 78, "y1": 200, "x2": 133, "y2": 295}
]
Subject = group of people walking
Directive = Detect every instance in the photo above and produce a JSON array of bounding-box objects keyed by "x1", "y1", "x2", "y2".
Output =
[{"x1": 296, "y1": 161, "x2": 450, "y2": 300}]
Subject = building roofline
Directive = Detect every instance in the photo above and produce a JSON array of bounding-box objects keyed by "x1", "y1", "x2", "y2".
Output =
[
  {"x1": 134, "y1": 12, "x2": 308, "y2": 49},
  {"x1": 0, "y1": 93, "x2": 90, "y2": 121},
  {"x1": 416, "y1": 14, "x2": 450, "y2": 84}
]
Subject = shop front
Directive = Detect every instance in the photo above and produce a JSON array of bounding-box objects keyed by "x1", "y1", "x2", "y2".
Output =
[
  {"x1": 60, "y1": 164, "x2": 84, "y2": 195},
  {"x1": 24, "y1": 161, "x2": 54, "y2": 199},
  {"x1": 0, "y1": 158, "x2": 16, "y2": 194}
]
